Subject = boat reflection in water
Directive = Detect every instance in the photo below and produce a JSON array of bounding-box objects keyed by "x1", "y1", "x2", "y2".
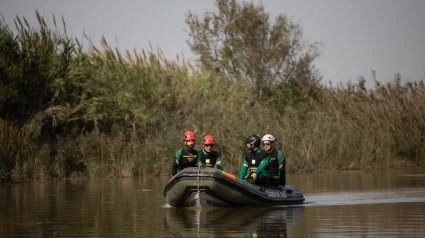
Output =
[{"x1": 164, "y1": 205, "x2": 304, "y2": 237}]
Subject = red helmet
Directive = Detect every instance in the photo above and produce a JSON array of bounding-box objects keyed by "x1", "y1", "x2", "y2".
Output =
[
  {"x1": 183, "y1": 131, "x2": 196, "y2": 141},
  {"x1": 202, "y1": 135, "x2": 215, "y2": 145}
]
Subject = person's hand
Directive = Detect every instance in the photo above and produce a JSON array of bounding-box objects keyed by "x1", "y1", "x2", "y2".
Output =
[
  {"x1": 278, "y1": 185, "x2": 284, "y2": 191},
  {"x1": 251, "y1": 173, "x2": 257, "y2": 181}
]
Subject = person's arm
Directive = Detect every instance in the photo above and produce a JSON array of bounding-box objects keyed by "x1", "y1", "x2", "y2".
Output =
[
  {"x1": 172, "y1": 150, "x2": 182, "y2": 176},
  {"x1": 215, "y1": 155, "x2": 223, "y2": 170},
  {"x1": 255, "y1": 155, "x2": 270, "y2": 175},
  {"x1": 239, "y1": 160, "x2": 248, "y2": 179}
]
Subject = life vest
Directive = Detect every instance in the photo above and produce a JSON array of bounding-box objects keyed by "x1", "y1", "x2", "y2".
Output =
[
  {"x1": 199, "y1": 150, "x2": 220, "y2": 168},
  {"x1": 245, "y1": 149, "x2": 269, "y2": 173},
  {"x1": 268, "y1": 149, "x2": 280, "y2": 178},
  {"x1": 177, "y1": 148, "x2": 198, "y2": 171}
]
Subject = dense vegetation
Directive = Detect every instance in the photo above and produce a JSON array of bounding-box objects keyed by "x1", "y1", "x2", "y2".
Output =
[
  {"x1": 1, "y1": 8, "x2": 424, "y2": 182},
  {"x1": 185, "y1": 0, "x2": 322, "y2": 93}
]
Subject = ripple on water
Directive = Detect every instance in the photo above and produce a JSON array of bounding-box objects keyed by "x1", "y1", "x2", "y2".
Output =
[{"x1": 304, "y1": 187, "x2": 425, "y2": 206}]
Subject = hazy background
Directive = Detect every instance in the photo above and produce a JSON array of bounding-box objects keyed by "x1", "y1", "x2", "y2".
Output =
[{"x1": 1, "y1": 0, "x2": 424, "y2": 87}]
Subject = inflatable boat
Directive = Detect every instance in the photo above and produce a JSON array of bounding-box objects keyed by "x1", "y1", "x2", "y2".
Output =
[{"x1": 163, "y1": 167, "x2": 305, "y2": 207}]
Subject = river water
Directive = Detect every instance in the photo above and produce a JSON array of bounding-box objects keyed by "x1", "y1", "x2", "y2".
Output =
[{"x1": 1, "y1": 171, "x2": 425, "y2": 237}]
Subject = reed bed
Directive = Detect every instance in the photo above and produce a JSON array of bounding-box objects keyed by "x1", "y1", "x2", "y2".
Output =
[{"x1": 1, "y1": 13, "x2": 424, "y2": 181}]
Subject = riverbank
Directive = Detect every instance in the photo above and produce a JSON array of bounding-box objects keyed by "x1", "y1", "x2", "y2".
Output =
[{"x1": 1, "y1": 14, "x2": 424, "y2": 182}]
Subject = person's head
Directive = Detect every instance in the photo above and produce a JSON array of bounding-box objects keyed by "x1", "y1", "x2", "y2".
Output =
[
  {"x1": 202, "y1": 134, "x2": 215, "y2": 153},
  {"x1": 183, "y1": 130, "x2": 196, "y2": 149},
  {"x1": 246, "y1": 134, "x2": 261, "y2": 151},
  {"x1": 261, "y1": 134, "x2": 276, "y2": 152}
]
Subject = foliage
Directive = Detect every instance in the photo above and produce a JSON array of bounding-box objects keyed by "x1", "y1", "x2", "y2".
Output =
[
  {"x1": 0, "y1": 119, "x2": 31, "y2": 181},
  {"x1": 185, "y1": 0, "x2": 322, "y2": 95},
  {"x1": 1, "y1": 12, "x2": 424, "y2": 182}
]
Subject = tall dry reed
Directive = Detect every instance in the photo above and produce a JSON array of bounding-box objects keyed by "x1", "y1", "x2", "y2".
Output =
[{"x1": 1, "y1": 13, "x2": 424, "y2": 182}]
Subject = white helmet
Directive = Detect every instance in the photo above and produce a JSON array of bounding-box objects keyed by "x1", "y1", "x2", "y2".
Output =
[{"x1": 261, "y1": 134, "x2": 276, "y2": 142}]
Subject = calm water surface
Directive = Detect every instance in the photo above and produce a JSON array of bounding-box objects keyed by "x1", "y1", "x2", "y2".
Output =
[{"x1": 1, "y1": 171, "x2": 425, "y2": 237}]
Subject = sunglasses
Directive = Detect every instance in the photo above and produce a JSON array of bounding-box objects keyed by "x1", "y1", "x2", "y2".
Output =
[
  {"x1": 204, "y1": 144, "x2": 214, "y2": 147},
  {"x1": 263, "y1": 143, "x2": 271, "y2": 146}
]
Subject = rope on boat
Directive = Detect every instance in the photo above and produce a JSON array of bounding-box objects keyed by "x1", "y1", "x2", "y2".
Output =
[{"x1": 195, "y1": 163, "x2": 201, "y2": 206}]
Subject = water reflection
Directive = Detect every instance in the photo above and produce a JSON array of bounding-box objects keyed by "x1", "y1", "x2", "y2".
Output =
[
  {"x1": 305, "y1": 187, "x2": 425, "y2": 206},
  {"x1": 164, "y1": 206, "x2": 304, "y2": 237},
  {"x1": 0, "y1": 178, "x2": 165, "y2": 237},
  {"x1": 1, "y1": 172, "x2": 425, "y2": 237},
  {"x1": 298, "y1": 202, "x2": 425, "y2": 237}
]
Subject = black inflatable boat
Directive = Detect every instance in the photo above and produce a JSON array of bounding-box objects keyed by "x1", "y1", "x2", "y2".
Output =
[{"x1": 164, "y1": 167, "x2": 305, "y2": 207}]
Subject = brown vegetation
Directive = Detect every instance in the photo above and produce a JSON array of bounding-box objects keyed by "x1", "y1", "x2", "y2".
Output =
[{"x1": 1, "y1": 12, "x2": 424, "y2": 182}]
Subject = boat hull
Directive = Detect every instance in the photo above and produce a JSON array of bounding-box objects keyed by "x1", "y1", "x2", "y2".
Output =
[{"x1": 164, "y1": 167, "x2": 305, "y2": 207}]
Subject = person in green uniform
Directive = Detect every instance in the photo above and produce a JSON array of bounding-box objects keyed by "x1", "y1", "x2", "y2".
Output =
[
  {"x1": 172, "y1": 130, "x2": 199, "y2": 176},
  {"x1": 197, "y1": 135, "x2": 223, "y2": 170},
  {"x1": 262, "y1": 134, "x2": 286, "y2": 191},
  {"x1": 239, "y1": 134, "x2": 271, "y2": 186}
]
